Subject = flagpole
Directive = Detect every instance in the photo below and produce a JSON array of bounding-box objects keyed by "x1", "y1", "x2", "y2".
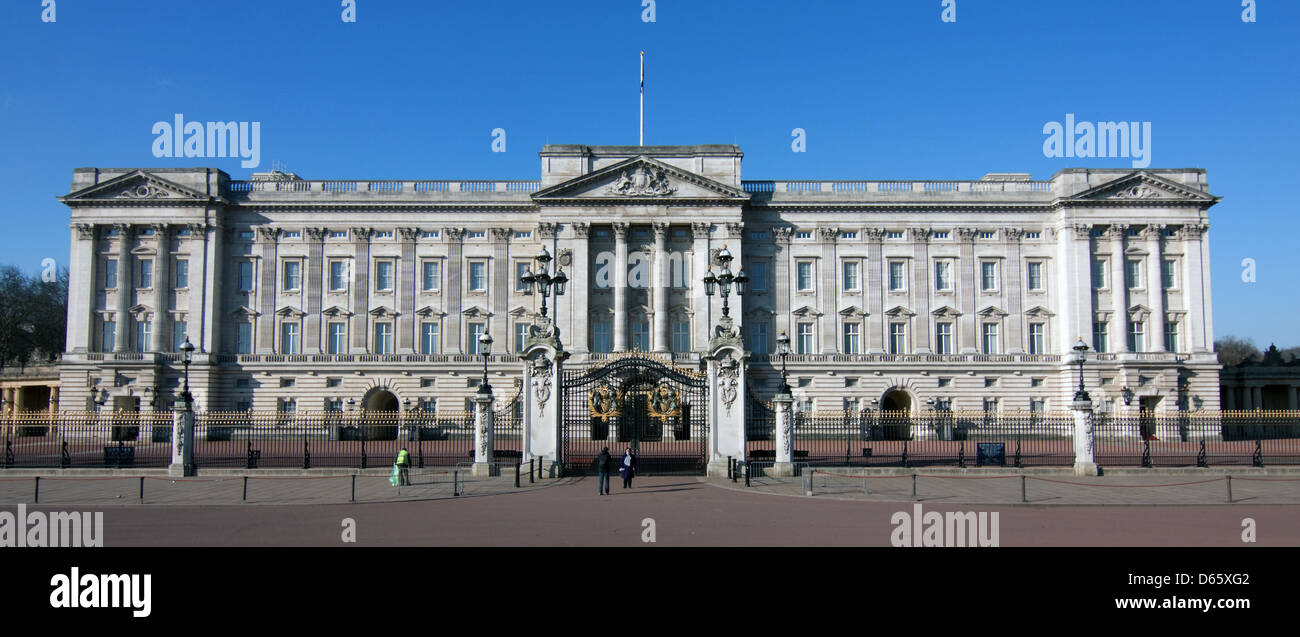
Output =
[{"x1": 639, "y1": 51, "x2": 644, "y2": 146}]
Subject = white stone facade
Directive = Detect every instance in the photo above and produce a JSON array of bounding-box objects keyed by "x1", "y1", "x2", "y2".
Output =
[{"x1": 56, "y1": 145, "x2": 1222, "y2": 416}]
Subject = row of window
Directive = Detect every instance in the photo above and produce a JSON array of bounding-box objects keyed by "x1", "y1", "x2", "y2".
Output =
[
  {"x1": 777, "y1": 321, "x2": 1050, "y2": 355},
  {"x1": 1092, "y1": 258, "x2": 1180, "y2": 291},
  {"x1": 787, "y1": 260, "x2": 1049, "y2": 294},
  {"x1": 99, "y1": 320, "x2": 189, "y2": 352},
  {"x1": 102, "y1": 258, "x2": 189, "y2": 290},
  {"x1": 1092, "y1": 320, "x2": 1181, "y2": 353}
]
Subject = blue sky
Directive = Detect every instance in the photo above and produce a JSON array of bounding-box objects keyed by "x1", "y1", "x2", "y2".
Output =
[{"x1": 1, "y1": 0, "x2": 1295, "y2": 345}]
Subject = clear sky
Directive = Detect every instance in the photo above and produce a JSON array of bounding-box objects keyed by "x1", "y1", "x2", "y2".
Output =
[{"x1": 1, "y1": 0, "x2": 1295, "y2": 346}]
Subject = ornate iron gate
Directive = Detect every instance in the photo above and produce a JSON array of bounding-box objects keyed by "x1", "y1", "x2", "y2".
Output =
[{"x1": 561, "y1": 353, "x2": 708, "y2": 475}]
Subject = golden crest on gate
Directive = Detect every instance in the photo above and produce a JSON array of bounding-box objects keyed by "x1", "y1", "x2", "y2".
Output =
[
  {"x1": 588, "y1": 385, "x2": 622, "y2": 422},
  {"x1": 646, "y1": 383, "x2": 681, "y2": 423}
]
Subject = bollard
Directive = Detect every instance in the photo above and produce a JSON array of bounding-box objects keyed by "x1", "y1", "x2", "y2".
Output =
[
  {"x1": 34, "y1": 476, "x2": 39, "y2": 504},
  {"x1": 744, "y1": 462, "x2": 750, "y2": 487},
  {"x1": 242, "y1": 476, "x2": 248, "y2": 502},
  {"x1": 529, "y1": 459, "x2": 535, "y2": 484},
  {"x1": 802, "y1": 470, "x2": 812, "y2": 497},
  {"x1": 1226, "y1": 475, "x2": 1233, "y2": 503},
  {"x1": 911, "y1": 473, "x2": 917, "y2": 500},
  {"x1": 454, "y1": 470, "x2": 459, "y2": 497},
  {"x1": 1021, "y1": 475, "x2": 1027, "y2": 503},
  {"x1": 515, "y1": 461, "x2": 521, "y2": 488},
  {"x1": 862, "y1": 469, "x2": 868, "y2": 495},
  {"x1": 538, "y1": 455, "x2": 544, "y2": 480},
  {"x1": 351, "y1": 474, "x2": 356, "y2": 503},
  {"x1": 139, "y1": 476, "x2": 144, "y2": 503},
  {"x1": 727, "y1": 456, "x2": 733, "y2": 480}
]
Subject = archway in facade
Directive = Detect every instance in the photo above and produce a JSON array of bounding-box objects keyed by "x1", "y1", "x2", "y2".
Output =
[
  {"x1": 362, "y1": 389, "x2": 400, "y2": 440},
  {"x1": 879, "y1": 389, "x2": 913, "y2": 440}
]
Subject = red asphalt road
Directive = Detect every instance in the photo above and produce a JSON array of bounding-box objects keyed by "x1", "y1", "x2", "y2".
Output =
[{"x1": 64, "y1": 476, "x2": 1300, "y2": 547}]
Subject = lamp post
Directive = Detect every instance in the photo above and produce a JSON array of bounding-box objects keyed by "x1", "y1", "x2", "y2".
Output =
[
  {"x1": 519, "y1": 245, "x2": 568, "y2": 322},
  {"x1": 477, "y1": 333, "x2": 494, "y2": 396},
  {"x1": 701, "y1": 245, "x2": 749, "y2": 318},
  {"x1": 1072, "y1": 339, "x2": 1090, "y2": 402},
  {"x1": 776, "y1": 331, "x2": 792, "y2": 396},
  {"x1": 180, "y1": 337, "x2": 196, "y2": 410}
]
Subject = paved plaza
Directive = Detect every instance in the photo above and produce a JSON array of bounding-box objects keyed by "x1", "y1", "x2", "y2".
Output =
[{"x1": 2, "y1": 469, "x2": 1297, "y2": 547}]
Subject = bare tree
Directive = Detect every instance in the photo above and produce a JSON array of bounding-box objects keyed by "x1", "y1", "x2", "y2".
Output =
[
  {"x1": 1214, "y1": 335, "x2": 1261, "y2": 367},
  {"x1": 0, "y1": 264, "x2": 67, "y2": 370}
]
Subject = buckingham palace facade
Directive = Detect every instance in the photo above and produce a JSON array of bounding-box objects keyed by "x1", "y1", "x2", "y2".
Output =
[{"x1": 56, "y1": 144, "x2": 1221, "y2": 416}]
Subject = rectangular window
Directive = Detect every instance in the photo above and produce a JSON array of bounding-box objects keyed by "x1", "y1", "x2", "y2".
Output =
[
  {"x1": 174, "y1": 259, "x2": 189, "y2": 289},
  {"x1": 1128, "y1": 321, "x2": 1145, "y2": 353},
  {"x1": 1027, "y1": 261, "x2": 1044, "y2": 291},
  {"x1": 136, "y1": 320, "x2": 151, "y2": 352},
  {"x1": 749, "y1": 262, "x2": 768, "y2": 292},
  {"x1": 373, "y1": 231, "x2": 393, "y2": 239},
  {"x1": 374, "y1": 322, "x2": 394, "y2": 354},
  {"x1": 1162, "y1": 259, "x2": 1177, "y2": 289},
  {"x1": 172, "y1": 321, "x2": 187, "y2": 352},
  {"x1": 515, "y1": 322, "x2": 531, "y2": 353},
  {"x1": 282, "y1": 261, "x2": 301, "y2": 291},
  {"x1": 467, "y1": 322, "x2": 486, "y2": 355},
  {"x1": 1028, "y1": 322, "x2": 1044, "y2": 355},
  {"x1": 747, "y1": 322, "x2": 765, "y2": 354},
  {"x1": 281, "y1": 322, "x2": 300, "y2": 354},
  {"x1": 1092, "y1": 259, "x2": 1107, "y2": 289},
  {"x1": 105, "y1": 259, "x2": 118, "y2": 289},
  {"x1": 935, "y1": 322, "x2": 953, "y2": 355},
  {"x1": 843, "y1": 261, "x2": 860, "y2": 291},
  {"x1": 330, "y1": 261, "x2": 347, "y2": 291},
  {"x1": 592, "y1": 321, "x2": 612, "y2": 353},
  {"x1": 1031, "y1": 398, "x2": 1045, "y2": 414},
  {"x1": 236, "y1": 322, "x2": 253, "y2": 354},
  {"x1": 796, "y1": 261, "x2": 814, "y2": 292},
  {"x1": 795, "y1": 231, "x2": 812, "y2": 240},
  {"x1": 328, "y1": 322, "x2": 346, "y2": 355},
  {"x1": 102, "y1": 320, "x2": 116, "y2": 351},
  {"x1": 889, "y1": 261, "x2": 906, "y2": 291},
  {"x1": 1093, "y1": 321, "x2": 1109, "y2": 353},
  {"x1": 889, "y1": 323, "x2": 906, "y2": 354},
  {"x1": 982, "y1": 323, "x2": 999, "y2": 355},
  {"x1": 1126, "y1": 259, "x2": 1143, "y2": 290},
  {"x1": 886, "y1": 231, "x2": 903, "y2": 239},
  {"x1": 422, "y1": 261, "x2": 440, "y2": 291},
  {"x1": 840, "y1": 231, "x2": 858, "y2": 240},
  {"x1": 797, "y1": 323, "x2": 814, "y2": 354},
  {"x1": 843, "y1": 323, "x2": 860, "y2": 354},
  {"x1": 983, "y1": 398, "x2": 998, "y2": 413},
  {"x1": 515, "y1": 262, "x2": 532, "y2": 292},
  {"x1": 469, "y1": 262, "x2": 487, "y2": 291},
  {"x1": 934, "y1": 261, "x2": 951, "y2": 291},
  {"x1": 375, "y1": 261, "x2": 394, "y2": 291},
  {"x1": 239, "y1": 262, "x2": 255, "y2": 292},
  {"x1": 673, "y1": 321, "x2": 691, "y2": 352},
  {"x1": 981, "y1": 261, "x2": 997, "y2": 292},
  {"x1": 139, "y1": 259, "x2": 153, "y2": 289},
  {"x1": 632, "y1": 321, "x2": 650, "y2": 352},
  {"x1": 421, "y1": 322, "x2": 440, "y2": 355},
  {"x1": 1164, "y1": 322, "x2": 1179, "y2": 352},
  {"x1": 329, "y1": 230, "x2": 347, "y2": 239}
]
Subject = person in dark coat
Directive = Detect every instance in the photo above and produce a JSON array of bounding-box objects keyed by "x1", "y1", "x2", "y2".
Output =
[
  {"x1": 595, "y1": 447, "x2": 612, "y2": 495},
  {"x1": 620, "y1": 447, "x2": 638, "y2": 489}
]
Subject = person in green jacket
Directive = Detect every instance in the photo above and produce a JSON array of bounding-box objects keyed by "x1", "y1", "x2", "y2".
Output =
[{"x1": 395, "y1": 447, "x2": 411, "y2": 486}]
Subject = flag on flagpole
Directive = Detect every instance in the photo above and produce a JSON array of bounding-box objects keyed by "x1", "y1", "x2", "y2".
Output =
[{"x1": 640, "y1": 51, "x2": 644, "y2": 93}]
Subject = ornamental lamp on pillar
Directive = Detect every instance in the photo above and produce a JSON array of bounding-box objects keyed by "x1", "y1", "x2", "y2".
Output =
[
  {"x1": 776, "y1": 331, "x2": 792, "y2": 396},
  {"x1": 477, "y1": 332, "x2": 494, "y2": 396},
  {"x1": 180, "y1": 337, "x2": 196, "y2": 411},
  {"x1": 1072, "y1": 338, "x2": 1090, "y2": 402}
]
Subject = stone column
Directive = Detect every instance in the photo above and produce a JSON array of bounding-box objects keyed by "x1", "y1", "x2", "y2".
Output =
[
  {"x1": 1004, "y1": 229, "x2": 1026, "y2": 353},
  {"x1": 191, "y1": 222, "x2": 216, "y2": 354},
  {"x1": 692, "y1": 222, "x2": 713, "y2": 352},
  {"x1": 349, "y1": 228, "x2": 372, "y2": 352},
  {"x1": 1182, "y1": 224, "x2": 1210, "y2": 352},
  {"x1": 396, "y1": 227, "x2": 418, "y2": 353},
  {"x1": 1144, "y1": 225, "x2": 1166, "y2": 351},
  {"x1": 522, "y1": 339, "x2": 563, "y2": 477},
  {"x1": 1066, "y1": 224, "x2": 1095, "y2": 354},
  {"x1": 706, "y1": 339, "x2": 746, "y2": 477},
  {"x1": 1252, "y1": 386, "x2": 1263, "y2": 411},
  {"x1": 865, "y1": 228, "x2": 884, "y2": 353},
  {"x1": 652, "y1": 223, "x2": 669, "y2": 352},
  {"x1": 767, "y1": 392, "x2": 795, "y2": 477},
  {"x1": 169, "y1": 405, "x2": 195, "y2": 477},
  {"x1": 151, "y1": 224, "x2": 171, "y2": 353},
  {"x1": 113, "y1": 224, "x2": 132, "y2": 352},
  {"x1": 305, "y1": 228, "x2": 326, "y2": 352},
  {"x1": 566, "y1": 223, "x2": 589, "y2": 354},
  {"x1": 1224, "y1": 385, "x2": 1237, "y2": 410},
  {"x1": 472, "y1": 390, "x2": 495, "y2": 477},
  {"x1": 1072, "y1": 398, "x2": 1098, "y2": 476},
  {"x1": 490, "y1": 227, "x2": 511, "y2": 353},
  {"x1": 956, "y1": 228, "x2": 978, "y2": 353},
  {"x1": 1108, "y1": 225, "x2": 1128, "y2": 351},
  {"x1": 1289, "y1": 386, "x2": 1298, "y2": 411},
  {"x1": 612, "y1": 222, "x2": 629, "y2": 352},
  {"x1": 256, "y1": 227, "x2": 280, "y2": 353},
  {"x1": 910, "y1": 228, "x2": 932, "y2": 353},
  {"x1": 67, "y1": 225, "x2": 97, "y2": 353},
  {"x1": 818, "y1": 227, "x2": 838, "y2": 354},
  {"x1": 444, "y1": 229, "x2": 464, "y2": 354}
]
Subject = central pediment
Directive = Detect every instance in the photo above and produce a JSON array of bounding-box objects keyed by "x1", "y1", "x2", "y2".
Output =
[{"x1": 532, "y1": 156, "x2": 750, "y2": 205}]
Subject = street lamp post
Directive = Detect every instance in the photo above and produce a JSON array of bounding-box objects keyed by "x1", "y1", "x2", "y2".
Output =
[
  {"x1": 776, "y1": 331, "x2": 792, "y2": 396},
  {"x1": 1072, "y1": 339, "x2": 1090, "y2": 402},
  {"x1": 477, "y1": 333, "x2": 494, "y2": 396},
  {"x1": 519, "y1": 246, "x2": 567, "y2": 320},
  {"x1": 180, "y1": 337, "x2": 196, "y2": 410},
  {"x1": 701, "y1": 245, "x2": 748, "y2": 318}
]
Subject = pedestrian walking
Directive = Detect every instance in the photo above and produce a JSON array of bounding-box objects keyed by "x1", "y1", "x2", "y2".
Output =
[
  {"x1": 620, "y1": 446, "x2": 637, "y2": 489},
  {"x1": 595, "y1": 446, "x2": 612, "y2": 495},
  {"x1": 394, "y1": 447, "x2": 411, "y2": 486}
]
